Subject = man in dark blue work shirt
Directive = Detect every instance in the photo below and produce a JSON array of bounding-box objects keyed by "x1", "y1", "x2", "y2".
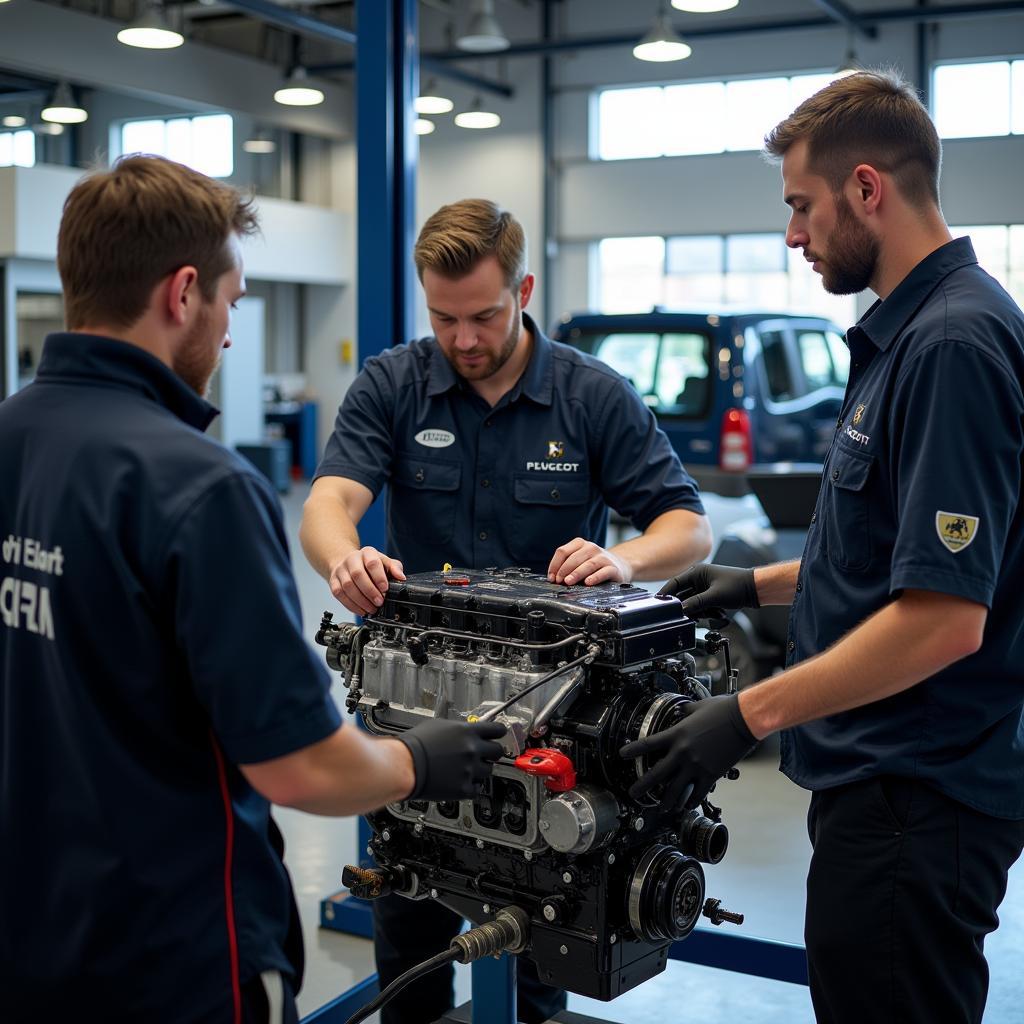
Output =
[
  {"x1": 0, "y1": 156, "x2": 504, "y2": 1024},
  {"x1": 636, "y1": 72, "x2": 1024, "y2": 1024},
  {"x1": 300, "y1": 199, "x2": 712, "y2": 1023}
]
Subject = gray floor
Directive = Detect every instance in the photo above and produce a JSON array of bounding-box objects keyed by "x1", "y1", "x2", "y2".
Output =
[{"x1": 275, "y1": 486, "x2": 1024, "y2": 1023}]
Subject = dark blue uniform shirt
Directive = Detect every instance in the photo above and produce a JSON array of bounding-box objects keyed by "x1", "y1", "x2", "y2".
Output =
[
  {"x1": 315, "y1": 314, "x2": 704, "y2": 574},
  {"x1": 0, "y1": 334, "x2": 341, "y2": 1021},
  {"x1": 782, "y1": 238, "x2": 1024, "y2": 819}
]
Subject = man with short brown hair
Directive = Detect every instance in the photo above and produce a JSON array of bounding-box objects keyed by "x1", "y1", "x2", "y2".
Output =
[
  {"x1": 638, "y1": 70, "x2": 1024, "y2": 1023},
  {"x1": 0, "y1": 156, "x2": 504, "y2": 1023},
  {"x1": 301, "y1": 198, "x2": 712, "y2": 1023}
]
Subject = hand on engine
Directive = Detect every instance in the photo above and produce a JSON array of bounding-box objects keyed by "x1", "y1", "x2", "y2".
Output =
[
  {"x1": 619, "y1": 694, "x2": 757, "y2": 810},
  {"x1": 399, "y1": 719, "x2": 507, "y2": 801},
  {"x1": 658, "y1": 563, "x2": 759, "y2": 617},
  {"x1": 329, "y1": 546, "x2": 406, "y2": 616},
  {"x1": 548, "y1": 538, "x2": 631, "y2": 587}
]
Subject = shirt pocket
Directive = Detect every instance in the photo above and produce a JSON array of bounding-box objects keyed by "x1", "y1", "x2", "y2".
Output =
[
  {"x1": 510, "y1": 473, "x2": 591, "y2": 567},
  {"x1": 824, "y1": 445, "x2": 875, "y2": 571},
  {"x1": 390, "y1": 454, "x2": 462, "y2": 544}
]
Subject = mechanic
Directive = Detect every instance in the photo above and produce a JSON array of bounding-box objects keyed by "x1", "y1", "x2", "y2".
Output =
[
  {"x1": 0, "y1": 156, "x2": 505, "y2": 1024},
  {"x1": 627, "y1": 71, "x2": 1024, "y2": 1024},
  {"x1": 300, "y1": 198, "x2": 712, "y2": 1024}
]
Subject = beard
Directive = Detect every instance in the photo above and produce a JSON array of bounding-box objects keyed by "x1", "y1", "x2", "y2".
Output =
[
  {"x1": 815, "y1": 193, "x2": 880, "y2": 296},
  {"x1": 451, "y1": 300, "x2": 522, "y2": 381},
  {"x1": 173, "y1": 305, "x2": 222, "y2": 398}
]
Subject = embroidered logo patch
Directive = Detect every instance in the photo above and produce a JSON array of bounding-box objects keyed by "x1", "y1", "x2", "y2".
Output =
[
  {"x1": 936, "y1": 511, "x2": 979, "y2": 554},
  {"x1": 548, "y1": 440, "x2": 565, "y2": 459},
  {"x1": 853, "y1": 403, "x2": 866, "y2": 427},
  {"x1": 415, "y1": 429, "x2": 455, "y2": 449}
]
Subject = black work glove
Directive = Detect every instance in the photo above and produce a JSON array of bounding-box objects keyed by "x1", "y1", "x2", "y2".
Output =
[
  {"x1": 658, "y1": 564, "x2": 759, "y2": 617},
  {"x1": 619, "y1": 694, "x2": 757, "y2": 810},
  {"x1": 399, "y1": 719, "x2": 507, "y2": 801}
]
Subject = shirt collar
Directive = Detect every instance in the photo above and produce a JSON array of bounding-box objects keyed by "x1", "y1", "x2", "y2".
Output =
[
  {"x1": 850, "y1": 236, "x2": 978, "y2": 353},
  {"x1": 425, "y1": 312, "x2": 555, "y2": 406},
  {"x1": 35, "y1": 332, "x2": 219, "y2": 432}
]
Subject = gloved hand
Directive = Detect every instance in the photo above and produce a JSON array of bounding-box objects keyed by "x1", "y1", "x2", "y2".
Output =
[
  {"x1": 658, "y1": 564, "x2": 759, "y2": 617},
  {"x1": 619, "y1": 694, "x2": 757, "y2": 810},
  {"x1": 399, "y1": 719, "x2": 507, "y2": 801}
]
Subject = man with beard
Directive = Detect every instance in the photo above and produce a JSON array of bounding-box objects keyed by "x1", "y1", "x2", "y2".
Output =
[
  {"x1": 300, "y1": 198, "x2": 711, "y2": 1022},
  {"x1": 627, "y1": 71, "x2": 1024, "y2": 1024},
  {"x1": 0, "y1": 156, "x2": 507, "y2": 1024}
]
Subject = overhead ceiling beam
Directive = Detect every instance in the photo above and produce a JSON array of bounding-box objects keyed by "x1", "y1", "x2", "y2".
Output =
[
  {"x1": 307, "y1": 57, "x2": 515, "y2": 98},
  {"x1": 219, "y1": 0, "x2": 357, "y2": 47},
  {"x1": 812, "y1": 0, "x2": 877, "y2": 38},
  {"x1": 424, "y1": 2, "x2": 1024, "y2": 61}
]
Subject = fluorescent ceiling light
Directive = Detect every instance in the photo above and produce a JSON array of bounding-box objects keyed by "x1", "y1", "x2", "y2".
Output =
[
  {"x1": 415, "y1": 118, "x2": 436, "y2": 135},
  {"x1": 3, "y1": 115, "x2": 27, "y2": 128},
  {"x1": 671, "y1": 0, "x2": 739, "y2": 12},
  {"x1": 634, "y1": 9, "x2": 692, "y2": 63},
  {"x1": 457, "y1": 0, "x2": 510, "y2": 53},
  {"x1": 243, "y1": 135, "x2": 277, "y2": 154},
  {"x1": 42, "y1": 82, "x2": 88, "y2": 124},
  {"x1": 416, "y1": 80, "x2": 454, "y2": 115},
  {"x1": 117, "y1": 4, "x2": 184, "y2": 49},
  {"x1": 274, "y1": 66, "x2": 324, "y2": 107},
  {"x1": 454, "y1": 98, "x2": 501, "y2": 130},
  {"x1": 34, "y1": 122, "x2": 66, "y2": 136}
]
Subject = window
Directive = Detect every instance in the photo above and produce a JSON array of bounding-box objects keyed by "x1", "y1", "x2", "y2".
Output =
[
  {"x1": 934, "y1": 60, "x2": 1024, "y2": 139},
  {"x1": 595, "y1": 233, "x2": 857, "y2": 324},
  {"x1": 761, "y1": 331, "x2": 794, "y2": 402},
  {"x1": 952, "y1": 224, "x2": 1024, "y2": 308},
  {"x1": 596, "y1": 71, "x2": 846, "y2": 161},
  {"x1": 797, "y1": 330, "x2": 839, "y2": 390},
  {"x1": 118, "y1": 114, "x2": 234, "y2": 177},
  {"x1": 0, "y1": 130, "x2": 35, "y2": 168},
  {"x1": 593, "y1": 333, "x2": 660, "y2": 394}
]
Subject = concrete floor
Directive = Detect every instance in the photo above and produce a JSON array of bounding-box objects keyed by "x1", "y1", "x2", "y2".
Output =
[{"x1": 275, "y1": 486, "x2": 1024, "y2": 1023}]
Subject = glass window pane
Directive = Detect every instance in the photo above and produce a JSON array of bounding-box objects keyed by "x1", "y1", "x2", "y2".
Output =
[
  {"x1": 957, "y1": 225, "x2": 1009, "y2": 284},
  {"x1": 724, "y1": 77, "x2": 792, "y2": 151},
  {"x1": 664, "y1": 273, "x2": 724, "y2": 306},
  {"x1": 165, "y1": 117, "x2": 193, "y2": 166},
  {"x1": 594, "y1": 333, "x2": 660, "y2": 394},
  {"x1": 656, "y1": 332, "x2": 711, "y2": 413},
  {"x1": 789, "y1": 73, "x2": 837, "y2": 109},
  {"x1": 724, "y1": 271, "x2": 789, "y2": 307},
  {"x1": 122, "y1": 119, "x2": 167, "y2": 156},
  {"x1": 191, "y1": 114, "x2": 233, "y2": 177},
  {"x1": 934, "y1": 62, "x2": 1011, "y2": 138},
  {"x1": 726, "y1": 233, "x2": 786, "y2": 272},
  {"x1": 0, "y1": 133, "x2": 11, "y2": 166},
  {"x1": 797, "y1": 330, "x2": 835, "y2": 390},
  {"x1": 597, "y1": 236, "x2": 665, "y2": 313},
  {"x1": 1013, "y1": 61, "x2": 1024, "y2": 135},
  {"x1": 598, "y1": 87, "x2": 665, "y2": 160},
  {"x1": 667, "y1": 235, "x2": 723, "y2": 274},
  {"x1": 761, "y1": 331, "x2": 795, "y2": 401},
  {"x1": 13, "y1": 130, "x2": 35, "y2": 167},
  {"x1": 1010, "y1": 225, "x2": 1024, "y2": 271},
  {"x1": 786, "y1": 247, "x2": 857, "y2": 325},
  {"x1": 826, "y1": 331, "x2": 850, "y2": 386},
  {"x1": 663, "y1": 82, "x2": 727, "y2": 156}
]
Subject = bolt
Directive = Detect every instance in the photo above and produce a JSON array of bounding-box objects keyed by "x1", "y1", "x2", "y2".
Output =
[
  {"x1": 607, "y1": 852, "x2": 616, "y2": 865},
  {"x1": 381, "y1": 830, "x2": 391, "y2": 842},
  {"x1": 562, "y1": 872, "x2": 573, "y2": 884},
  {"x1": 524, "y1": 850, "x2": 534, "y2": 861},
  {"x1": 476, "y1": 839, "x2": 485, "y2": 849},
  {"x1": 430, "y1": 888, "x2": 439, "y2": 899},
  {"x1": 482, "y1": 904, "x2": 491, "y2": 914},
  {"x1": 366, "y1": 846, "x2": 374, "y2": 857},
  {"x1": 539, "y1": 820, "x2": 550, "y2": 831},
  {"x1": 609, "y1": 933, "x2": 618, "y2": 944},
  {"x1": 414, "y1": 823, "x2": 424, "y2": 835},
  {"x1": 559, "y1": 945, "x2": 569, "y2": 956},
  {"x1": 633, "y1": 817, "x2": 645, "y2": 831},
  {"x1": 543, "y1": 904, "x2": 557, "y2": 922}
]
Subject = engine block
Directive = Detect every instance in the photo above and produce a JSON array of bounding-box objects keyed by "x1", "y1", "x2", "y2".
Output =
[{"x1": 316, "y1": 567, "x2": 743, "y2": 1001}]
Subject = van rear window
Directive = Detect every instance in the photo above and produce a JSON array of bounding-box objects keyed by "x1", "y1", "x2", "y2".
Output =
[{"x1": 571, "y1": 331, "x2": 713, "y2": 419}]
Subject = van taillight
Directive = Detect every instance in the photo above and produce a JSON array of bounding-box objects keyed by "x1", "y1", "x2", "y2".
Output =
[{"x1": 720, "y1": 408, "x2": 752, "y2": 471}]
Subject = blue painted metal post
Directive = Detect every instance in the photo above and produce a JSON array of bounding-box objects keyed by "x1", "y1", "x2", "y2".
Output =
[{"x1": 471, "y1": 954, "x2": 518, "y2": 1024}]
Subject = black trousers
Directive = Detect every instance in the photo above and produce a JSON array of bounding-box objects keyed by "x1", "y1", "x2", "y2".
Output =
[
  {"x1": 373, "y1": 893, "x2": 568, "y2": 1024},
  {"x1": 805, "y1": 776, "x2": 1024, "y2": 1024}
]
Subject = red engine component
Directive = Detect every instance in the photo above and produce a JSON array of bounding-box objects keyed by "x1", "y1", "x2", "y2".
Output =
[{"x1": 514, "y1": 748, "x2": 577, "y2": 793}]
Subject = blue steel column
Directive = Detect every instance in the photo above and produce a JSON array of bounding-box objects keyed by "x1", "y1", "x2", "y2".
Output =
[{"x1": 355, "y1": 0, "x2": 418, "y2": 554}]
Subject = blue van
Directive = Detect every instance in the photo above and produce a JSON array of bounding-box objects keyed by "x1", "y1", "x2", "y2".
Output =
[{"x1": 552, "y1": 309, "x2": 850, "y2": 495}]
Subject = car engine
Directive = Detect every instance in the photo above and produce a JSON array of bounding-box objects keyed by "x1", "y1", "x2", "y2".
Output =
[{"x1": 316, "y1": 567, "x2": 744, "y2": 1000}]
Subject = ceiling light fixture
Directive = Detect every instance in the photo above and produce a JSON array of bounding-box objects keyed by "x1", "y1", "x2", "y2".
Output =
[
  {"x1": 3, "y1": 115, "x2": 28, "y2": 128},
  {"x1": 454, "y1": 96, "x2": 501, "y2": 130},
  {"x1": 671, "y1": 0, "x2": 739, "y2": 12},
  {"x1": 416, "y1": 79, "x2": 454, "y2": 115},
  {"x1": 117, "y1": 3, "x2": 184, "y2": 49},
  {"x1": 634, "y1": 4, "x2": 692, "y2": 63},
  {"x1": 274, "y1": 66, "x2": 324, "y2": 107},
  {"x1": 456, "y1": 0, "x2": 510, "y2": 53},
  {"x1": 34, "y1": 122, "x2": 66, "y2": 136},
  {"x1": 415, "y1": 118, "x2": 436, "y2": 135},
  {"x1": 41, "y1": 83, "x2": 88, "y2": 124},
  {"x1": 243, "y1": 132, "x2": 277, "y2": 154}
]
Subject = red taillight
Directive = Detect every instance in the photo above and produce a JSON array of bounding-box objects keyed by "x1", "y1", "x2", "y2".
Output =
[{"x1": 720, "y1": 408, "x2": 752, "y2": 471}]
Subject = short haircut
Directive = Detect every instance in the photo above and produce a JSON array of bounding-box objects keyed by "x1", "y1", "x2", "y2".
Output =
[
  {"x1": 57, "y1": 155, "x2": 259, "y2": 330},
  {"x1": 414, "y1": 199, "x2": 527, "y2": 288},
  {"x1": 763, "y1": 69, "x2": 941, "y2": 208}
]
